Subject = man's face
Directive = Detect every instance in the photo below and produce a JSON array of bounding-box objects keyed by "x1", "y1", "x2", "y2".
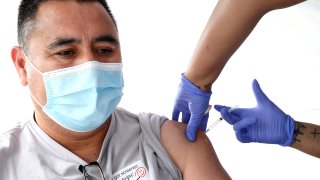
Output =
[{"x1": 26, "y1": 1, "x2": 121, "y2": 106}]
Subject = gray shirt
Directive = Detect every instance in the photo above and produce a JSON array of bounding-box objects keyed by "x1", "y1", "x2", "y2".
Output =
[{"x1": 0, "y1": 108, "x2": 182, "y2": 180}]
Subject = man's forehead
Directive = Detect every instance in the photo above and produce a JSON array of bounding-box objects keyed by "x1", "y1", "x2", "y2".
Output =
[
  {"x1": 36, "y1": 0, "x2": 109, "y2": 21},
  {"x1": 30, "y1": 0, "x2": 118, "y2": 46}
]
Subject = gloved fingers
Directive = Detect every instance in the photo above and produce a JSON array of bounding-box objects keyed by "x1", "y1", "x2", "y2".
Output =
[
  {"x1": 214, "y1": 104, "x2": 230, "y2": 112},
  {"x1": 214, "y1": 105, "x2": 239, "y2": 125},
  {"x1": 198, "y1": 114, "x2": 209, "y2": 132},
  {"x1": 229, "y1": 108, "x2": 250, "y2": 116},
  {"x1": 186, "y1": 114, "x2": 202, "y2": 141},
  {"x1": 172, "y1": 108, "x2": 181, "y2": 121},
  {"x1": 235, "y1": 129, "x2": 252, "y2": 143},
  {"x1": 220, "y1": 108, "x2": 239, "y2": 125},
  {"x1": 186, "y1": 126, "x2": 197, "y2": 142},
  {"x1": 233, "y1": 117, "x2": 257, "y2": 131},
  {"x1": 252, "y1": 79, "x2": 270, "y2": 105},
  {"x1": 182, "y1": 112, "x2": 191, "y2": 124}
]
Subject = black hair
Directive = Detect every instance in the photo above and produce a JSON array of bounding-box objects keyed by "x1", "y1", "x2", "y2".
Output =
[{"x1": 17, "y1": 0, "x2": 117, "y2": 50}]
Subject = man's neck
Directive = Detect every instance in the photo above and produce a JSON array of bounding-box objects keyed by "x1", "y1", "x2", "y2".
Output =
[{"x1": 34, "y1": 111, "x2": 111, "y2": 163}]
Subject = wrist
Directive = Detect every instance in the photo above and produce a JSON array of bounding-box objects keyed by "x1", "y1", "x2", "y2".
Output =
[
  {"x1": 281, "y1": 115, "x2": 295, "y2": 147},
  {"x1": 183, "y1": 72, "x2": 212, "y2": 93},
  {"x1": 181, "y1": 73, "x2": 212, "y2": 96}
]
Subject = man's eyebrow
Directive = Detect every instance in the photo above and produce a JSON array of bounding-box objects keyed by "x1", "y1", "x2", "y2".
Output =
[
  {"x1": 94, "y1": 35, "x2": 119, "y2": 46},
  {"x1": 47, "y1": 38, "x2": 80, "y2": 49}
]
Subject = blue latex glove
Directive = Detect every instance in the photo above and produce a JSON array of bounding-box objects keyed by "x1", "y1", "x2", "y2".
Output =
[
  {"x1": 172, "y1": 74, "x2": 212, "y2": 141},
  {"x1": 214, "y1": 79, "x2": 295, "y2": 146}
]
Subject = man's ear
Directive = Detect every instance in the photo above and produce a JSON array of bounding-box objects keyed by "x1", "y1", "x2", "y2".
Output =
[{"x1": 11, "y1": 46, "x2": 28, "y2": 86}]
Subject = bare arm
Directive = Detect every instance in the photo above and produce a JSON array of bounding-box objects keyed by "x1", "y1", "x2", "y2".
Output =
[
  {"x1": 161, "y1": 120, "x2": 231, "y2": 179},
  {"x1": 185, "y1": 0, "x2": 305, "y2": 92},
  {"x1": 291, "y1": 121, "x2": 320, "y2": 158}
]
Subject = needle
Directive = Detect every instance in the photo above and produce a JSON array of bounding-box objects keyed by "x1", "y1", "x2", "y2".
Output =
[{"x1": 205, "y1": 105, "x2": 238, "y2": 133}]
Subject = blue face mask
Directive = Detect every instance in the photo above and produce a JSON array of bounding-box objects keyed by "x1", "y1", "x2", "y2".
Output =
[{"x1": 24, "y1": 54, "x2": 124, "y2": 132}]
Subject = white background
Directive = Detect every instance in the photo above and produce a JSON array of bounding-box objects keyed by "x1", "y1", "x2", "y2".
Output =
[{"x1": 1, "y1": 0, "x2": 319, "y2": 179}]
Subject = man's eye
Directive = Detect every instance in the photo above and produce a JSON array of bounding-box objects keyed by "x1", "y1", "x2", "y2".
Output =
[
  {"x1": 95, "y1": 48, "x2": 113, "y2": 55},
  {"x1": 56, "y1": 50, "x2": 75, "y2": 57}
]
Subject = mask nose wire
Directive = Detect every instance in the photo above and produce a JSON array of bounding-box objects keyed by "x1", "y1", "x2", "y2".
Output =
[{"x1": 22, "y1": 50, "x2": 43, "y2": 75}]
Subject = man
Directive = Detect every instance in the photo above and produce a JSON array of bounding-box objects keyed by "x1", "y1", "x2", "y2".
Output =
[{"x1": 0, "y1": 0, "x2": 230, "y2": 179}]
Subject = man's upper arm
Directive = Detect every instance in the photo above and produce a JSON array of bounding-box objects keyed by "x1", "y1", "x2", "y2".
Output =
[{"x1": 160, "y1": 120, "x2": 231, "y2": 180}]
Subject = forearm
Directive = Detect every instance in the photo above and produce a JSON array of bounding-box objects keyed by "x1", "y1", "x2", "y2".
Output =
[
  {"x1": 290, "y1": 121, "x2": 320, "y2": 158},
  {"x1": 185, "y1": 0, "x2": 305, "y2": 92},
  {"x1": 185, "y1": 0, "x2": 268, "y2": 92}
]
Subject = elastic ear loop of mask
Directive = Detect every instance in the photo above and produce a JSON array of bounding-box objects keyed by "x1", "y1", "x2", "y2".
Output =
[
  {"x1": 22, "y1": 50, "x2": 45, "y2": 109},
  {"x1": 28, "y1": 88, "x2": 57, "y2": 127},
  {"x1": 28, "y1": 90, "x2": 45, "y2": 109},
  {"x1": 22, "y1": 50, "x2": 43, "y2": 75}
]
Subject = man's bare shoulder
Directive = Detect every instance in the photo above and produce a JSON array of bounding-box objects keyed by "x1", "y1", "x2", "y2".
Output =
[{"x1": 160, "y1": 120, "x2": 231, "y2": 180}]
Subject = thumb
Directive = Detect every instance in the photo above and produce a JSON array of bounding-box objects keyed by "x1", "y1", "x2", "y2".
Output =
[{"x1": 252, "y1": 79, "x2": 269, "y2": 105}]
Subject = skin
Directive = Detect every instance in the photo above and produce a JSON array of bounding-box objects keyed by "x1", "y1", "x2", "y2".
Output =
[
  {"x1": 291, "y1": 121, "x2": 320, "y2": 158},
  {"x1": 11, "y1": 1, "x2": 231, "y2": 178},
  {"x1": 185, "y1": 0, "x2": 305, "y2": 92},
  {"x1": 161, "y1": 121, "x2": 231, "y2": 179}
]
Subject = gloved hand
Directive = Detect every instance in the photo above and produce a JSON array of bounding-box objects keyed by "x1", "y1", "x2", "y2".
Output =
[
  {"x1": 172, "y1": 74, "x2": 212, "y2": 141},
  {"x1": 214, "y1": 79, "x2": 295, "y2": 146}
]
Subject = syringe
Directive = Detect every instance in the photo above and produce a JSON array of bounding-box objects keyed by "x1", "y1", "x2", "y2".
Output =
[{"x1": 205, "y1": 105, "x2": 238, "y2": 133}]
